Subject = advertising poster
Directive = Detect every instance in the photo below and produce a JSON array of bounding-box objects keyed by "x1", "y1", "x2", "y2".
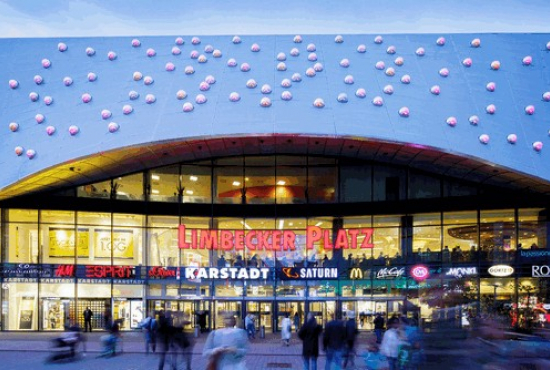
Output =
[
  {"x1": 49, "y1": 228, "x2": 90, "y2": 257},
  {"x1": 19, "y1": 296, "x2": 35, "y2": 330},
  {"x1": 94, "y1": 229, "x2": 134, "y2": 258}
]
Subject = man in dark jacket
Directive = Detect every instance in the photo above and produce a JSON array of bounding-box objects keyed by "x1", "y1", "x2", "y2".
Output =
[
  {"x1": 298, "y1": 312, "x2": 323, "y2": 370},
  {"x1": 323, "y1": 314, "x2": 347, "y2": 370},
  {"x1": 343, "y1": 312, "x2": 358, "y2": 369},
  {"x1": 374, "y1": 313, "x2": 385, "y2": 344},
  {"x1": 83, "y1": 307, "x2": 93, "y2": 332}
]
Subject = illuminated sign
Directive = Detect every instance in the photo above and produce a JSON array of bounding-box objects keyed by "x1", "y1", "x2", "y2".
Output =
[
  {"x1": 85, "y1": 265, "x2": 134, "y2": 279},
  {"x1": 55, "y1": 265, "x2": 75, "y2": 277},
  {"x1": 349, "y1": 268, "x2": 364, "y2": 280},
  {"x1": 445, "y1": 267, "x2": 478, "y2": 278},
  {"x1": 376, "y1": 267, "x2": 405, "y2": 279},
  {"x1": 148, "y1": 266, "x2": 178, "y2": 279},
  {"x1": 178, "y1": 225, "x2": 374, "y2": 251},
  {"x1": 411, "y1": 265, "x2": 429, "y2": 281},
  {"x1": 185, "y1": 267, "x2": 270, "y2": 280},
  {"x1": 280, "y1": 267, "x2": 339, "y2": 279},
  {"x1": 488, "y1": 265, "x2": 514, "y2": 277},
  {"x1": 532, "y1": 265, "x2": 550, "y2": 277}
]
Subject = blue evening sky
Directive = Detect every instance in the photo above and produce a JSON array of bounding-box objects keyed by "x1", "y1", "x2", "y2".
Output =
[{"x1": 0, "y1": 0, "x2": 549, "y2": 38}]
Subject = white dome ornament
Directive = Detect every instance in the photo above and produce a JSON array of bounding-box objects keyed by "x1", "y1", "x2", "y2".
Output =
[{"x1": 313, "y1": 98, "x2": 325, "y2": 108}]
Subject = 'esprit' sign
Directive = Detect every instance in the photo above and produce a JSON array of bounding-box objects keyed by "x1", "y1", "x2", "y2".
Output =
[
  {"x1": 532, "y1": 265, "x2": 550, "y2": 277},
  {"x1": 85, "y1": 265, "x2": 134, "y2": 278},
  {"x1": 179, "y1": 225, "x2": 374, "y2": 251}
]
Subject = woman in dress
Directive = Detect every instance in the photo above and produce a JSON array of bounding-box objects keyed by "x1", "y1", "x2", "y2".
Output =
[
  {"x1": 281, "y1": 313, "x2": 292, "y2": 346},
  {"x1": 203, "y1": 314, "x2": 249, "y2": 370}
]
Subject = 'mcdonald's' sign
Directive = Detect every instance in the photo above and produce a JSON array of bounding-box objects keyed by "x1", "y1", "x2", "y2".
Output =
[{"x1": 179, "y1": 225, "x2": 374, "y2": 251}]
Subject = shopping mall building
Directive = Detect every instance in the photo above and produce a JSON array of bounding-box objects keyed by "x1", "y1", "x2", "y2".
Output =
[{"x1": 0, "y1": 33, "x2": 549, "y2": 332}]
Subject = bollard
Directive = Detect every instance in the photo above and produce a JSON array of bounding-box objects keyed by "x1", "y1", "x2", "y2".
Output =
[
  {"x1": 260, "y1": 325, "x2": 265, "y2": 339},
  {"x1": 194, "y1": 326, "x2": 200, "y2": 338}
]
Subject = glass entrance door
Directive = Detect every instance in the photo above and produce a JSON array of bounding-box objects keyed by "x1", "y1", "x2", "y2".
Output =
[
  {"x1": 276, "y1": 301, "x2": 305, "y2": 332},
  {"x1": 246, "y1": 301, "x2": 273, "y2": 332},
  {"x1": 215, "y1": 301, "x2": 242, "y2": 329},
  {"x1": 308, "y1": 301, "x2": 336, "y2": 328},
  {"x1": 356, "y1": 300, "x2": 387, "y2": 330}
]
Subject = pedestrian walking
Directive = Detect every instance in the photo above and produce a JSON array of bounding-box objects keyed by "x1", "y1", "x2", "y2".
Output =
[
  {"x1": 298, "y1": 312, "x2": 323, "y2": 370},
  {"x1": 83, "y1": 307, "x2": 93, "y2": 332},
  {"x1": 380, "y1": 317, "x2": 404, "y2": 370},
  {"x1": 373, "y1": 313, "x2": 385, "y2": 344},
  {"x1": 157, "y1": 310, "x2": 172, "y2": 370},
  {"x1": 139, "y1": 312, "x2": 157, "y2": 354},
  {"x1": 294, "y1": 312, "x2": 300, "y2": 332},
  {"x1": 343, "y1": 311, "x2": 358, "y2": 369},
  {"x1": 203, "y1": 313, "x2": 249, "y2": 370},
  {"x1": 171, "y1": 324, "x2": 193, "y2": 370},
  {"x1": 281, "y1": 313, "x2": 292, "y2": 346},
  {"x1": 323, "y1": 314, "x2": 347, "y2": 370},
  {"x1": 245, "y1": 313, "x2": 256, "y2": 339}
]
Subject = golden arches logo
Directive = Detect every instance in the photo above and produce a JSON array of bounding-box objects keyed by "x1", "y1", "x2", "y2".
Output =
[{"x1": 349, "y1": 268, "x2": 363, "y2": 280}]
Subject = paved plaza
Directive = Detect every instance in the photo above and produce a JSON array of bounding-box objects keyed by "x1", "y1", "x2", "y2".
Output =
[{"x1": 0, "y1": 329, "x2": 530, "y2": 370}]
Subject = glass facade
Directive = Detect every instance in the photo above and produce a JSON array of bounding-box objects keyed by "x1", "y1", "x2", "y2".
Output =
[{"x1": 0, "y1": 155, "x2": 549, "y2": 332}]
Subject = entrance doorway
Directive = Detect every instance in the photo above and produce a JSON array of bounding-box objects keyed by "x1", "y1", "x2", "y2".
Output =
[
  {"x1": 246, "y1": 301, "x2": 273, "y2": 332},
  {"x1": 147, "y1": 300, "x2": 211, "y2": 331},
  {"x1": 215, "y1": 300, "x2": 242, "y2": 329},
  {"x1": 308, "y1": 300, "x2": 336, "y2": 328},
  {"x1": 276, "y1": 301, "x2": 305, "y2": 332}
]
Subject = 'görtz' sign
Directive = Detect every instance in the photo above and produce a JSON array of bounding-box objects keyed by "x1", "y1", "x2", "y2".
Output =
[{"x1": 488, "y1": 265, "x2": 514, "y2": 277}]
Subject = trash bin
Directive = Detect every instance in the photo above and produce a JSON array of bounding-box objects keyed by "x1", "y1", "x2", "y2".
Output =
[
  {"x1": 260, "y1": 325, "x2": 265, "y2": 339},
  {"x1": 194, "y1": 326, "x2": 200, "y2": 338}
]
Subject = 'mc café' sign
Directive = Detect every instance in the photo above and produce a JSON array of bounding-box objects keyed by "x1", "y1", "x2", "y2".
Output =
[{"x1": 178, "y1": 225, "x2": 374, "y2": 251}]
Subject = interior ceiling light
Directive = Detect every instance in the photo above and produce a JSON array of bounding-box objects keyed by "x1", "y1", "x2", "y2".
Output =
[
  {"x1": 232, "y1": 181, "x2": 241, "y2": 186},
  {"x1": 151, "y1": 174, "x2": 160, "y2": 181},
  {"x1": 190, "y1": 176, "x2": 198, "y2": 181},
  {"x1": 278, "y1": 219, "x2": 284, "y2": 230},
  {"x1": 315, "y1": 222, "x2": 323, "y2": 227},
  {"x1": 277, "y1": 180, "x2": 286, "y2": 185},
  {"x1": 151, "y1": 189, "x2": 159, "y2": 194},
  {"x1": 240, "y1": 221, "x2": 252, "y2": 230},
  {"x1": 185, "y1": 190, "x2": 193, "y2": 195}
]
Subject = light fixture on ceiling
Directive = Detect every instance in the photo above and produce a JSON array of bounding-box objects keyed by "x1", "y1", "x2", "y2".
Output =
[
  {"x1": 151, "y1": 189, "x2": 159, "y2": 194},
  {"x1": 151, "y1": 174, "x2": 160, "y2": 181},
  {"x1": 240, "y1": 221, "x2": 252, "y2": 230},
  {"x1": 315, "y1": 222, "x2": 323, "y2": 227},
  {"x1": 190, "y1": 176, "x2": 198, "y2": 182},
  {"x1": 233, "y1": 181, "x2": 241, "y2": 186},
  {"x1": 277, "y1": 180, "x2": 286, "y2": 186},
  {"x1": 186, "y1": 190, "x2": 194, "y2": 195},
  {"x1": 278, "y1": 219, "x2": 284, "y2": 230}
]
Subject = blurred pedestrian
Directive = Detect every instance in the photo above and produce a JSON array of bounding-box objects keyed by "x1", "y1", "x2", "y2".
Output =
[
  {"x1": 83, "y1": 307, "x2": 93, "y2": 332},
  {"x1": 203, "y1": 313, "x2": 249, "y2": 370},
  {"x1": 157, "y1": 310, "x2": 171, "y2": 370},
  {"x1": 281, "y1": 313, "x2": 292, "y2": 346},
  {"x1": 380, "y1": 317, "x2": 404, "y2": 370},
  {"x1": 374, "y1": 313, "x2": 385, "y2": 344},
  {"x1": 245, "y1": 313, "x2": 256, "y2": 340},
  {"x1": 323, "y1": 314, "x2": 347, "y2": 370},
  {"x1": 298, "y1": 312, "x2": 323, "y2": 370},
  {"x1": 139, "y1": 312, "x2": 157, "y2": 354},
  {"x1": 294, "y1": 312, "x2": 300, "y2": 332},
  {"x1": 343, "y1": 311, "x2": 358, "y2": 369},
  {"x1": 171, "y1": 324, "x2": 193, "y2": 370}
]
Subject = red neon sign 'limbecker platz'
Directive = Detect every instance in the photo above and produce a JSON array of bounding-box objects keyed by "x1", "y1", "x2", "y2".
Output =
[{"x1": 178, "y1": 225, "x2": 374, "y2": 251}]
